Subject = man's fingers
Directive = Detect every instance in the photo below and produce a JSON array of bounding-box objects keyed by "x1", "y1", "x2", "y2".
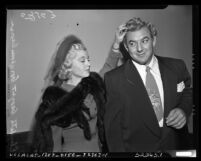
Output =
[
  {"x1": 166, "y1": 109, "x2": 176, "y2": 121},
  {"x1": 166, "y1": 108, "x2": 187, "y2": 129},
  {"x1": 166, "y1": 115, "x2": 180, "y2": 126},
  {"x1": 167, "y1": 111, "x2": 184, "y2": 126},
  {"x1": 173, "y1": 117, "x2": 186, "y2": 129},
  {"x1": 166, "y1": 109, "x2": 179, "y2": 124}
]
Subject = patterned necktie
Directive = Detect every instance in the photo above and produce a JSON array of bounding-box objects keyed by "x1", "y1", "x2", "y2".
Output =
[{"x1": 145, "y1": 66, "x2": 163, "y2": 122}]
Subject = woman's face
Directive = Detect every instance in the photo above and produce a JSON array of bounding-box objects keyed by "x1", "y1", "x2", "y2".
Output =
[{"x1": 69, "y1": 50, "x2": 90, "y2": 79}]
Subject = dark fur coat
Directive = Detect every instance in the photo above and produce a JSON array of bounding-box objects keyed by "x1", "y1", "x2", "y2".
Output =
[{"x1": 30, "y1": 72, "x2": 107, "y2": 152}]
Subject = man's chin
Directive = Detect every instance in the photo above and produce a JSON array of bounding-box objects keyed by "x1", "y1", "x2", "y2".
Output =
[{"x1": 132, "y1": 59, "x2": 148, "y2": 65}]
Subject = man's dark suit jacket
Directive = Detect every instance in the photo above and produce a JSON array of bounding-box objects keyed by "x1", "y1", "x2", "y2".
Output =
[{"x1": 104, "y1": 56, "x2": 192, "y2": 152}]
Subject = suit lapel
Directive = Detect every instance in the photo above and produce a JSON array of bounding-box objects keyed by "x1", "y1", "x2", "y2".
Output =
[
  {"x1": 124, "y1": 60, "x2": 161, "y2": 138},
  {"x1": 157, "y1": 56, "x2": 177, "y2": 139}
]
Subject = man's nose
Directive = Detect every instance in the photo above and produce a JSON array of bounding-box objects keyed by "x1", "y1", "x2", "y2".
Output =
[{"x1": 137, "y1": 42, "x2": 143, "y2": 52}]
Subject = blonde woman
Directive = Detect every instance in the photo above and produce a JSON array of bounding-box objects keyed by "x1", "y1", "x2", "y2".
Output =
[{"x1": 29, "y1": 26, "x2": 126, "y2": 152}]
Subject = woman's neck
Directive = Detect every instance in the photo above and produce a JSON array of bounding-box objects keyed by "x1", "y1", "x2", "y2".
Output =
[{"x1": 66, "y1": 75, "x2": 82, "y2": 86}]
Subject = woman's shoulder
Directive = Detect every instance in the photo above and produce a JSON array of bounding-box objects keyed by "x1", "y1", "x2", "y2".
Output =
[
  {"x1": 42, "y1": 85, "x2": 67, "y2": 100},
  {"x1": 89, "y1": 72, "x2": 102, "y2": 79},
  {"x1": 89, "y1": 72, "x2": 104, "y2": 83}
]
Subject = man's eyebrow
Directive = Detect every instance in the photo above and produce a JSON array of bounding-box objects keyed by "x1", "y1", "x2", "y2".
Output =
[
  {"x1": 78, "y1": 56, "x2": 88, "y2": 59},
  {"x1": 128, "y1": 36, "x2": 150, "y2": 43},
  {"x1": 128, "y1": 40, "x2": 136, "y2": 43},
  {"x1": 143, "y1": 36, "x2": 150, "y2": 39}
]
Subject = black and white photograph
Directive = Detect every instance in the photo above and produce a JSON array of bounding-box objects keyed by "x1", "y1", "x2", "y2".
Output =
[{"x1": 6, "y1": 5, "x2": 197, "y2": 158}]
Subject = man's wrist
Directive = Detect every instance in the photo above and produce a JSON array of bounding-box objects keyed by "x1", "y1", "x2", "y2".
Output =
[
  {"x1": 112, "y1": 42, "x2": 120, "y2": 52},
  {"x1": 113, "y1": 42, "x2": 120, "y2": 49}
]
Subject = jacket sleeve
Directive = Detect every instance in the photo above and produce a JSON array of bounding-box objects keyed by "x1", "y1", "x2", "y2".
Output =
[
  {"x1": 104, "y1": 72, "x2": 125, "y2": 152},
  {"x1": 99, "y1": 46, "x2": 122, "y2": 79}
]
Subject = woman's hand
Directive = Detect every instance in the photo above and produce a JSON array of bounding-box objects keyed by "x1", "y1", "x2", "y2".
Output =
[{"x1": 112, "y1": 23, "x2": 128, "y2": 51}]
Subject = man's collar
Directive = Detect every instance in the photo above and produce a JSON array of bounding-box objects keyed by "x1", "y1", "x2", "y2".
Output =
[
  {"x1": 131, "y1": 55, "x2": 158, "y2": 70},
  {"x1": 148, "y1": 55, "x2": 158, "y2": 71}
]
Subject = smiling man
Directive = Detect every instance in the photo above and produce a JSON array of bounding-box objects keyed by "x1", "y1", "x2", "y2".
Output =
[{"x1": 104, "y1": 17, "x2": 192, "y2": 152}]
